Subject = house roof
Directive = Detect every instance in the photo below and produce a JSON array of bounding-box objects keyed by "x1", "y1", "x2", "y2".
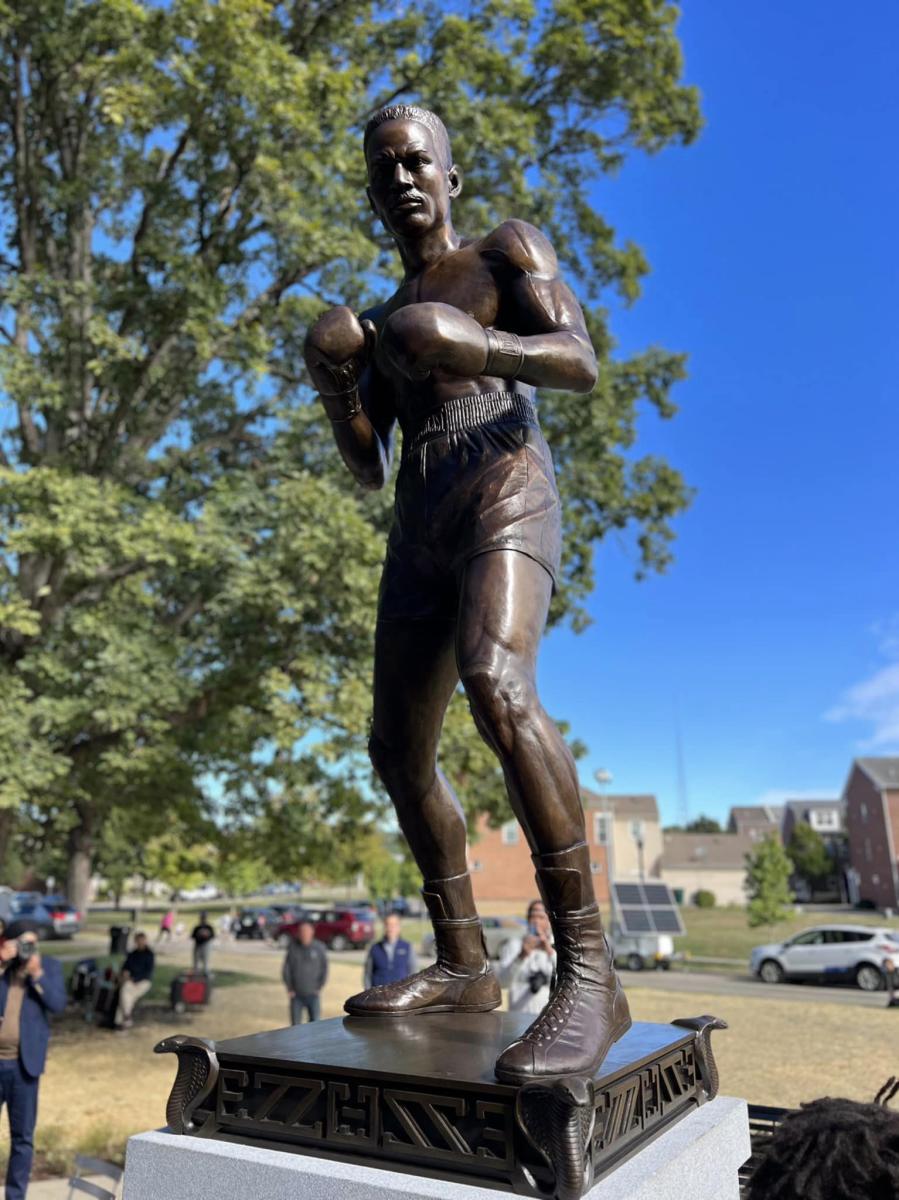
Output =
[
  {"x1": 662, "y1": 832, "x2": 757, "y2": 870},
  {"x1": 856, "y1": 758, "x2": 899, "y2": 791},
  {"x1": 581, "y1": 790, "x2": 659, "y2": 820},
  {"x1": 729, "y1": 805, "x2": 783, "y2": 826},
  {"x1": 784, "y1": 798, "x2": 842, "y2": 814}
]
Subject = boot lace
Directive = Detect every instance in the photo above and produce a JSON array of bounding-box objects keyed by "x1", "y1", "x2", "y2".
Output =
[{"x1": 521, "y1": 967, "x2": 579, "y2": 1044}]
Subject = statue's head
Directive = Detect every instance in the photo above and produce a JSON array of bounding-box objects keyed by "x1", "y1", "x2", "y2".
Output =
[{"x1": 364, "y1": 105, "x2": 462, "y2": 240}]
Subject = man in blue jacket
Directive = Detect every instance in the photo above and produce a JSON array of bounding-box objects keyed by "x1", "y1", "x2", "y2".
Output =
[
  {"x1": 363, "y1": 913, "x2": 417, "y2": 992},
  {"x1": 0, "y1": 920, "x2": 67, "y2": 1200}
]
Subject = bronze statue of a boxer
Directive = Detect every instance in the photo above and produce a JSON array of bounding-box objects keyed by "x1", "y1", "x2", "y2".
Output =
[{"x1": 304, "y1": 104, "x2": 630, "y2": 1083}]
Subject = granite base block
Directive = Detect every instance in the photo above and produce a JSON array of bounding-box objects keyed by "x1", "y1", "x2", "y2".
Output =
[{"x1": 123, "y1": 1095, "x2": 750, "y2": 1200}]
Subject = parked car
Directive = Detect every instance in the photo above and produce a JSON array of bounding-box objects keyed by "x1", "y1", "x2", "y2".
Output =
[
  {"x1": 5, "y1": 893, "x2": 82, "y2": 940},
  {"x1": 234, "y1": 907, "x2": 280, "y2": 940},
  {"x1": 276, "y1": 908, "x2": 374, "y2": 951},
  {"x1": 420, "y1": 917, "x2": 527, "y2": 960},
  {"x1": 750, "y1": 925, "x2": 899, "y2": 991},
  {"x1": 177, "y1": 883, "x2": 220, "y2": 902}
]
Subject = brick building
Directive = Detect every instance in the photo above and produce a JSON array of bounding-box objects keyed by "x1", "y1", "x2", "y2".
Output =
[
  {"x1": 467, "y1": 792, "x2": 661, "y2": 906},
  {"x1": 781, "y1": 798, "x2": 844, "y2": 846},
  {"x1": 843, "y1": 757, "x2": 899, "y2": 909}
]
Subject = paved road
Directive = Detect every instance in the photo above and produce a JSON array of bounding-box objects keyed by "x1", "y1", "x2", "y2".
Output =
[{"x1": 619, "y1": 966, "x2": 892, "y2": 1008}]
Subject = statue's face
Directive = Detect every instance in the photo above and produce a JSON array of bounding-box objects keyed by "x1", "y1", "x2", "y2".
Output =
[{"x1": 366, "y1": 119, "x2": 460, "y2": 240}]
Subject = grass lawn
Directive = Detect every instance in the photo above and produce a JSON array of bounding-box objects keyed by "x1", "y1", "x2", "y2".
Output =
[{"x1": 676, "y1": 906, "x2": 895, "y2": 961}]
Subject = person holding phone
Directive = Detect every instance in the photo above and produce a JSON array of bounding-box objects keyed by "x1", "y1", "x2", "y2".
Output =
[
  {"x1": 0, "y1": 920, "x2": 66, "y2": 1200},
  {"x1": 497, "y1": 901, "x2": 557, "y2": 1014}
]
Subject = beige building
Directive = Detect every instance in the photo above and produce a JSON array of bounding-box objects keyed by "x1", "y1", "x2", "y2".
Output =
[
  {"x1": 580, "y1": 791, "x2": 663, "y2": 881},
  {"x1": 661, "y1": 832, "x2": 756, "y2": 906}
]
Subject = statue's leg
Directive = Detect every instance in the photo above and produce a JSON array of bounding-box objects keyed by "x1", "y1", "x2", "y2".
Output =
[
  {"x1": 455, "y1": 549, "x2": 630, "y2": 1081},
  {"x1": 344, "y1": 617, "x2": 500, "y2": 1017}
]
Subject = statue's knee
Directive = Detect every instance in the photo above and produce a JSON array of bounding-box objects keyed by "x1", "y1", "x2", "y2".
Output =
[
  {"x1": 368, "y1": 732, "x2": 395, "y2": 784},
  {"x1": 369, "y1": 732, "x2": 433, "y2": 801},
  {"x1": 461, "y1": 662, "x2": 535, "y2": 748}
]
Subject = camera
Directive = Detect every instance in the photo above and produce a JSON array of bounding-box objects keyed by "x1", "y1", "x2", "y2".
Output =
[
  {"x1": 527, "y1": 969, "x2": 549, "y2": 995},
  {"x1": 16, "y1": 937, "x2": 37, "y2": 961}
]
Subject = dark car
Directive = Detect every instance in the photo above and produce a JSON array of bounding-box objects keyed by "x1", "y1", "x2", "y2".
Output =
[
  {"x1": 9, "y1": 893, "x2": 82, "y2": 940},
  {"x1": 276, "y1": 907, "x2": 374, "y2": 951},
  {"x1": 234, "y1": 907, "x2": 279, "y2": 940}
]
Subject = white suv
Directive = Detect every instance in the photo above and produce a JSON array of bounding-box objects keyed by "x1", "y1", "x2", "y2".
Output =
[{"x1": 750, "y1": 924, "x2": 899, "y2": 991}]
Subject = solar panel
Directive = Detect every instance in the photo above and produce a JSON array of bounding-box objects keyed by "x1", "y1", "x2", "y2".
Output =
[
  {"x1": 643, "y1": 883, "x2": 672, "y2": 905},
  {"x1": 651, "y1": 909, "x2": 682, "y2": 932},
  {"x1": 620, "y1": 907, "x2": 653, "y2": 933},
  {"x1": 611, "y1": 881, "x2": 685, "y2": 935},
  {"x1": 615, "y1": 884, "x2": 643, "y2": 905}
]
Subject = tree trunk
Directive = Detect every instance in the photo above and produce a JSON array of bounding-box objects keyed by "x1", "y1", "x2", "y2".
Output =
[
  {"x1": 0, "y1": 808, "x2": 15, "y2": 879},
  {"x1": 66, "y1": 823, "x2": 94, "y2": 913}
]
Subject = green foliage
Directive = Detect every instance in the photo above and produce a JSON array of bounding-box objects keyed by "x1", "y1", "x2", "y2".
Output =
[
  {"x1": 685, "y1": 815, "x2": 722, "y2": 834},
  {"x1": 745, "y1": 835, "x2": 794, "y2": 929},
  {"x1": 787, "y1": 823, "x2": 835, "y2": 889},
  {"x1": 0, "y1": 0, "x2": 700, "y2": 903},
  {"x1": 693, "y1": 888, "x2": 715, "y2": 909}
]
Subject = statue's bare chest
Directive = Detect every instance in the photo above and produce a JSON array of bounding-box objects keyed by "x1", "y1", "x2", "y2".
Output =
[{"x1": 382, "y1": 244, "x2": 501, "y2": 329}]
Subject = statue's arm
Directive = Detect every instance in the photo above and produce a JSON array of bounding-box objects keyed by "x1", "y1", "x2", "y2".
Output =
[
  {"x1": 377, "y1": 221, "x2": 597, "y2": 393},
  {"x1": 485, "y1": 219, "x2": 597, "y2": 393},
  {"x1": 303, "y1": 305, "x2": 396, "y2": 490}
]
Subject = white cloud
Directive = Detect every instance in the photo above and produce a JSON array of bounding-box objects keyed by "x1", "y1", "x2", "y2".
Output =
[{"x1": 824, "y1": 622, "x2": 899, "y2": 750}]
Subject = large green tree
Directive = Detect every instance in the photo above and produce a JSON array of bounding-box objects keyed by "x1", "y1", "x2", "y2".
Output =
[{"x1": 0, "y1": 0, "x2": 700, "y2": 909}]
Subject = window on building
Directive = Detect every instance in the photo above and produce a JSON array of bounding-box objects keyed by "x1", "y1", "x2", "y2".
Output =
[
  {"x1": 860, "y1": 802, "x2": 868, "y2": 822},
  {"x1": 590, "y1": 860, "x2": 603, "y2": 874},
  {"x1": 810, "y1": 809, "x2": 839, "y2": 831},
  {"x1": 630, "y1": 819, "x2": 645, "y2": 841},
  {"x1": 593, "y1": 813, "x2": 609, "y2": 845},
  {"x1": 864, "y1": 838, "x2": 872, "y2": 863},
  {"x1": 470, "y1": 860, "x2": 483, "y2": 872},
  {"x1": 501, "y1": 820, "x2": 519, "y2": 846},
  {"x1": 872, "y1": 873, "x2": 880, "y2": 885}
]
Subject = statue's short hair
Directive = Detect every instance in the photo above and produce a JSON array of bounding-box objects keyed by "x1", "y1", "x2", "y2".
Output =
[{"x1": 363, "y1": 105, "x2": 452, "y2": 167}]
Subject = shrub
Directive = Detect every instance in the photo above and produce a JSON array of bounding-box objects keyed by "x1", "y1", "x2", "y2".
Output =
[{"x1": 693, "y1": 889, "x2": 716, "y2": 909}]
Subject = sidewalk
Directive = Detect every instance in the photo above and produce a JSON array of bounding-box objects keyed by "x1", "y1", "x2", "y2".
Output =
[{"x1": 2, "y1": 1178, "x2": 107, "y2": 1198}]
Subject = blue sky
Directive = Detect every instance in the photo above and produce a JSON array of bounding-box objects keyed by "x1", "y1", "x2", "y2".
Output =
[{"x1": 542, "y1": 1, "x2": 899, "y2": 825}]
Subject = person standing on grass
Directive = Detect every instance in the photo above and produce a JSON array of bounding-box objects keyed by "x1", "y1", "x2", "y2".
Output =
[
  {"x1": 363, "y1": 913, "x2": 417, "y2": 991},
  {"x1": 190, "y1": 912, "x2": 215, "y2": 974},
  {"x1": 0, "y1": 921, "x2": 66, "y2": 1200},
  {"x1": 283, "y1": 919, "x2": 328, "y2": 1024},
  {"x1": 157, "y1": 907, "x2": 175, "y2": 944},
  {"x1": 115, "y1": 931, "x2": 155, "y2": 1030},
  {"x1": 496, "y1": 900, "x2": 556, "y2": 1013}
]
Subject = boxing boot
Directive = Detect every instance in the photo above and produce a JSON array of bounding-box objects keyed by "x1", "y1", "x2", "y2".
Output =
[
  {"x1": 344, "y1": 872, "x2": 501, "y2": 1016},
  {"x1": 494, "y1": 842, "x2": 631, "y2": 1082}
]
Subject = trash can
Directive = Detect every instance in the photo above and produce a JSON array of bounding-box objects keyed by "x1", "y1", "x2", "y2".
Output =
[{"x1": 109, "y1": 925, "x2": 130, "y2": 955}]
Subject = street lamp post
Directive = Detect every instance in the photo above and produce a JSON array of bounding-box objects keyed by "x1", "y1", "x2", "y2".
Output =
[{"x1": 593, "y1": 768, "x2": 616, "y2": 902}]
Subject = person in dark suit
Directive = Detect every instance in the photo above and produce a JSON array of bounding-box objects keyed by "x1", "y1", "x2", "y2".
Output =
[
  {"x1": 0, "y1": 920, "x2": 67, "y2": 1200},
  {"x1": 363, "y1": 913, "x2": 417, "y2": 992}
]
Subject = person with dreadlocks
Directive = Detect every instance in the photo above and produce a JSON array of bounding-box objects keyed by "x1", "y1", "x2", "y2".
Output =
[
  {"x1": 303, "y1": 103, "x2": 630, "y2": 1083},
  {"x1": 747, "y1": 1078, "x2": 899, "y2": 1200}
]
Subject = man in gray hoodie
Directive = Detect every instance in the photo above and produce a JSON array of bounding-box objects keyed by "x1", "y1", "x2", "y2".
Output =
[{"x1": 282, "y1": 919, "x2": 328, "y2": 1024}]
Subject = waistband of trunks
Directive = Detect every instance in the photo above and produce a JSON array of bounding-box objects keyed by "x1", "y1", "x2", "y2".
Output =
[{"x1": 402, "y1": 392, "x2": 538, "y2": 457}]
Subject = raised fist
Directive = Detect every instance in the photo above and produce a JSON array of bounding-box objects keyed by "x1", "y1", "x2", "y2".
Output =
[{"x1": 304, "y1": 306, "x2": 375, "y2": 396}]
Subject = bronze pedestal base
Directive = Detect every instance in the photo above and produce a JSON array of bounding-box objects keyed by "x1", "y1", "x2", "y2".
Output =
[{"x1": 156, "y1": 1012, "x2": 725, "y2": 1200}]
